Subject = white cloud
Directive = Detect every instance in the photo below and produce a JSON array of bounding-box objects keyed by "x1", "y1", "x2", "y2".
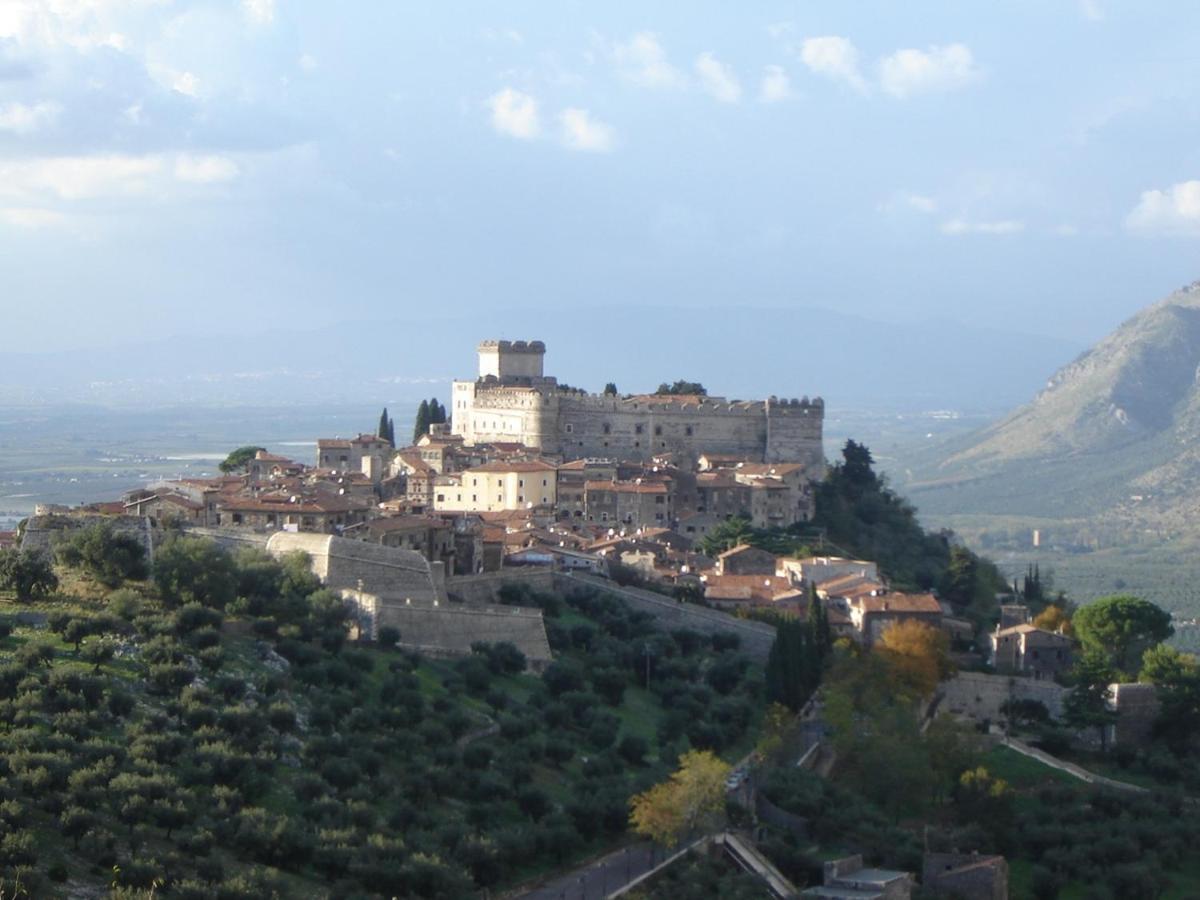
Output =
[
  {"x1": 298, "y1": 53, "x2": 317, "y2": 71},
  {"x1": 0, "y1": 100, "x2": 61, "y2": 135},
  {"x1": 613, "y1": 32, "x2": 685, "y2": 89},
  {"x1": 1080, "y1": 0, "x2": 1105, "y2": 22},
  {"x1": 1126, "y1": 181, "x2": 1200, "y2": 235},
  {"x1": 174, "y1": 154, "x2": 239, "y2": 184},
  {"x1": 242, "y1": 0, "x2": 275, "y2": 25},
  {"x1": 940, "y1": 218, "x2": 1024, "y2": 235},
  {"x1": 904, "y1": 193, "x2": 938, "y2": 213},
  {"x1": 879, "y1": 44, "x2": 979, "y2": 99},
  {"x1": 0, "y1": 206, "x2": 69, "y2": 229},
  {"x1": 799, "y1": 36, "x2": 867, "y2": 93},
  {"x1": 767, "y1": 21, "x2": 795, "y2": 41},
  {"x1": 172, "y1": 71, "x2": 201, "y2": 98},
  {"x1": 559, "y1": 108, "x2": 614, "y2": 152},
  {"x1": 694, "y1": 52, "x2": 741, "y2": 103},
  {"x1": 0, "y1": 152, "x2": 244, "y2": 202},
  {"x1": 759, "y1": 65, "x2": 791, "y2": 103},
  {"x1": 488, "y1": 87, "x2": 540, "y2": 140},
  {"x1": 0, "y1": 154, "x2": 164, "y2": 200}
]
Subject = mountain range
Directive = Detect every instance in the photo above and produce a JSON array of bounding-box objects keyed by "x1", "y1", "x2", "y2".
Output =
[{"x1": 0, "y1": 305, "x2": 1079, "y2": 414}]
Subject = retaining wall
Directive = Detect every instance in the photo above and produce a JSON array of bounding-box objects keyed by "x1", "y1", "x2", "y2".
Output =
[{"x1": 940, "y1": 671, "x2": 1068, "y2": 723}]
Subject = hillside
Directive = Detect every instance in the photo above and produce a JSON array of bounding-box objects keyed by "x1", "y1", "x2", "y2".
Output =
[
  {"x1": 0, "y1": 542, "x2": 765, "y2": 898},
  {"x1": 893, "y1": 281, "x2": 1200, "y2": 618}
]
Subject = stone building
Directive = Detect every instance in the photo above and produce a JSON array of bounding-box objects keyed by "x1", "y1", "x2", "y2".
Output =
[
  {"x1": 316, "y1": 434, "x2": 392, "y2": 481},
  {"x1": 990, "y1": 624, "x2": 1073, "y2": 680},
  {"x1": 922, "y1": 852, "x2": 1007, "y2": 900},
  {"x1": 264, "y1": 532, "x2": 551, "y2": 663},
  {"x1": 715, "y1": 544, "x2": 777, "y2": 576},
  {"x1": 848, "y1": 592, "x2": 943, "y2": 645},
  {"x1": 803, "y1": 855, "x2": 913, "y2": 899},
  {"x1": 451, "y1": 340, "x2": 824, "y2": 470},
  {"x1": 583, "y1": 479, "x2": 672, "y2": 527}
]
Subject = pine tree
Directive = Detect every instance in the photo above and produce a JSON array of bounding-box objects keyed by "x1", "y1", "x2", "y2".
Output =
[{"x1": 413, "y1": 400, "x2": 430, "y2": 443}]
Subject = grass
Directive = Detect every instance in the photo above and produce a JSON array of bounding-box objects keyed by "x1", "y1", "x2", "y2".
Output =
[{"x1": 981, "y1": 744, "x2": 1075, "y2": 788}]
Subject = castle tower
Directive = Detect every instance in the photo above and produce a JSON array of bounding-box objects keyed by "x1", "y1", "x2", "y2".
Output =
[{"x1": 477, "y1": 340, "x2": 546, "y2": 381}]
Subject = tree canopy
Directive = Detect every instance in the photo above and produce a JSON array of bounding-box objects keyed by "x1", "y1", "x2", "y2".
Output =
[
  {"x1": 628, "y1": 750, "x2": 730, "y2": 847},
  {"x1": 218, "y1": 445, "x2": 265, "y2": 474},
  {"x1": 654, "y1": 381, "x2": 707, "y2": 396},
  {"x1": 54, "y1": 522, "x2": 147, "y2": 587},
  {"x1": 1072, "y1": 595, "x2": 1173, "y2": 676}
]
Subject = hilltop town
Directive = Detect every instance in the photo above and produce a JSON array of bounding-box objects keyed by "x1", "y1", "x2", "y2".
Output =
[{"x1": 2, "y1": 339, "x2": 1198, "y2": 900}]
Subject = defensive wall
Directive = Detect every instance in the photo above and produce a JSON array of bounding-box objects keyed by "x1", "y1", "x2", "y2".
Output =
[
  {"x1": 452, "y1": 338, "x2": 824, "y2": 469},
  {"x1": 939, "y1": 671, "x2": 1068, "y2": 722},
  {"x1": 445, "y1": 569, "x2": 777, "y2": 663},
  {"x1": 20, "y1": 514, "x2": 155, "y2": 558}
]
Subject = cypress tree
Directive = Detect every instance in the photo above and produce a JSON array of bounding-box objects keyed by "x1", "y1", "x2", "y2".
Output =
[
  {"x1": 413, "y1": 400, "x2": 430, "y2": 443},
  {"x1": 378, "y1": 407, "x2": 393, "y2": 445}
]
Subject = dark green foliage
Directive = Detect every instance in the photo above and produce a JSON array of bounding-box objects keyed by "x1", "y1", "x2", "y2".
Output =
[
  {"x1": 218, "y1": 445, "x2": 265, "y2": 474},
  {"x1": 1063, "y1": 650, "x2": 1118, "y2": 749},
  {"x1": 377, "y1": 407, "x2": 395, "y2": 445},
  {"x1": 603, "y1": 382, "x2": 618, "y2": 396},
  {"x1": 815, "y1": 440, "x2": 1005, "y2": 618},
  {"x1": 153, "y1": 536, "x2": 238, "y2": 610},
  {"x1": 764, "y1": 619, "x2": 824, "y2": 711},
  {"x1": 654, "y1": 380, "x2": 707, "y2": 396},
  {"x1": 1073, "y1": 595, "x2": 1174, "y2": 676},
  {"x1": 412, "y1": 397, "x2": 447, "y2": 443},
  {"x1": 377, "y1": 625, "x2": 400, "y2": 647},
  {"x1": 54, "y1": 522, "x2": 147, "y2": 587},
  {"x1": 0, "y1": 548, "x2": 58, "y2": 600}
]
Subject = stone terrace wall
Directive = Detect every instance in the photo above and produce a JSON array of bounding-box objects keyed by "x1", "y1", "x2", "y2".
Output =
[
  {"x1": 21, "y1": 514, "x2": 154, "y2": 557},
  {"x1": 444, "y1": 569, "x2": 777, "y2": 663},
  {"x1": 940, "y1": 671, "x2": 1068, "y2": 723}
]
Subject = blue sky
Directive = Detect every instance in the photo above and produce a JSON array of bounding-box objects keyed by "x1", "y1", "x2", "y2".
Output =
[{"x1": 2, "y1": 1, "x2": 1199, "y2": 353}]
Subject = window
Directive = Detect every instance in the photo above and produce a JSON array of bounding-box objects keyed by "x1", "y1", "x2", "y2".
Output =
[
  {"x1": 685, "y1": 426, "x2": 694, "y2": 437},
  {"x1": 437, "y1": 494, "x2": 445, "y2": 502},
  {"x1": 655, "y1": 495, "x2": 665, "y2": 504},
  {"x1": 635, "y1": 424, "x2": 644, "y2": 435},
  {"x1": 518, "y1": 495, "x2": 524, "y2": 503},
  {"x1": 566, "y1": 423, "x2": 574, "y2": 433},
  {"x1": 655, "y1": 425, "x2": 662, "y2": 436},
  {"x1": 602, "y1": 423, "x2": 611, "y2": 435},
  {"x1": 542, "y1": 479, "x2": 548, "y2": 486},
  {"x1": 518, "y1": 479, "x2": 524, "y2": 487},
  {"x1": 472, "y1": 494, "x2": 477, "y2": 502}
]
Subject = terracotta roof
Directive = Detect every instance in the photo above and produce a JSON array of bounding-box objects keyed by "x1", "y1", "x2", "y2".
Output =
[
  {"x1": 733, "y1": 462, "x2": 807, "y2": 477},
  {"x1": 716, "y1": 543, "x2": 774, "y2": 559},
  {"x1": 703, "y1": 573, "x2": 793, "y2": 602},
  {"x1": 854, "y1": 592, "x2": 941, "y2": 614}
]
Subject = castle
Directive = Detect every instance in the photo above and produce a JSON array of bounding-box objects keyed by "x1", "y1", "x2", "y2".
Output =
[{"x1": 451, "y1": 340, "x2": 824, "y2": 473}]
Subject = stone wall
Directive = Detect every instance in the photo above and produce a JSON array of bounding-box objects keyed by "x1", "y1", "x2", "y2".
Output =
[
  {"x1": 20, "y1": 514, "x2": 154, "y2": 558},
  {"x1": 939, "y1": 671, "x2": 1068, "y2": 723},
  {"x1": 443, "y1": 569, "x2": 777, "y2": 663},
  {"x1": 560, "y1": 573, "x2": 777, "y2": 663}
]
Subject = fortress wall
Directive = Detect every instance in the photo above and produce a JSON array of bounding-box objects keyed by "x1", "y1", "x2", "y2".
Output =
[
  {"x1": 940, "y1": 671, "x2": 1068, "y2": 722},
  {"x1": 765, "y1": 398, "x2": 826, "y2": 472}
]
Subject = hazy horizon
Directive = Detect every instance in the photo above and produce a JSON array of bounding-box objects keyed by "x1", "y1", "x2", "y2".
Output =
[{"x1": 3, "y1": 2, "x2": 1200, "y2": 357}]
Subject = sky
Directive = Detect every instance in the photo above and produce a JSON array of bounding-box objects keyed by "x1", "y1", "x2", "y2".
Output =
[{"x1": 2, "y1": 0, "x2": 1200, "y2": 354}]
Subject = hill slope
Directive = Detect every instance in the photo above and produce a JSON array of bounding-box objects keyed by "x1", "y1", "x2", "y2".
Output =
[{"x1": 906, "y1": 281, "x2": 1200, "y2": 525}]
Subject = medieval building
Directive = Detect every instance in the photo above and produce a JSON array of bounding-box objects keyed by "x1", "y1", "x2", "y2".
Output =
[{"x1": 451, "y1": 340, "x2": 824, "y2": 472}]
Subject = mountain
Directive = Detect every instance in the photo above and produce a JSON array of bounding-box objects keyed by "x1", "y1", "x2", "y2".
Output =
[
  {"x1": 0, "y1": 305, "x2": 1079, "y2": 413},
  {"x1": 903, "y1": 280, "x2": 1200, "y2": 527}
]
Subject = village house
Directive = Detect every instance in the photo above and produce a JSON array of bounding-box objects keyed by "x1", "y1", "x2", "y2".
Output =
[
  {"x1": 555, "y1": 458, "x2": 618, "y2": 519},
  {"x1": 715, "y1": 543, "x2": 777, "y2": 576},
  {"x1": 359, "y1": 515, "x2": 456, "y2": 571},
  {"x1": 584, "y1": 479, "x2": 672, "y2": 526},
  {"x1": 848, "y1": 592, "x2": 943, "y2": 645},
  {"x1": 803, "y1": 855, "x2": 913, "y2": 899},
  {"x1": 215, "y1": 491, "x2": 372, "y2": 534},
  {"x1": 246, "y1": 450, "x2": 305, "y2": 483},
  {"x1": 316, "y1": 434, "x2": 392, "y2": 481},
  {"x1": 777, "y1": 555, "x2": 879, "y2": 588},
  {"x1": 922, "y1": 852, "x2": 1008, "y2": 900},
  {"x1": 990, "y1": 624, "x2": 1074, "y2": 680},
  {"x1": 432, "y1": 459, "x2": 557, "y2": 514}
]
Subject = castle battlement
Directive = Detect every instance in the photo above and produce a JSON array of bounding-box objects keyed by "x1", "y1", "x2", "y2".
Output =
[{"x1": 452, "y1": 339, "x2": 824, "y2": 472}]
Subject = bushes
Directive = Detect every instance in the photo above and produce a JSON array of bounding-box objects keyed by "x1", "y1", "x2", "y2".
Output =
[{"x1": 54, "y1": 523, "x2": 147, "y2": 587}]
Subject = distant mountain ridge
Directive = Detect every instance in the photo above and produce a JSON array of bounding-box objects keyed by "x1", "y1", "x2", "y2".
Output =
[
  {"x1": 907, "y1": 281, "x2": 1200, "y2": 526},
  {"x1": 0, "y1": 305, "x2": 1079, "y2": 413}
]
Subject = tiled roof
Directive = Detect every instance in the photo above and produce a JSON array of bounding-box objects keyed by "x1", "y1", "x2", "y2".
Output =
[
  {"x1": 854, "y1": 592, "x2": 941, "y2": 614},
  {"x1": 467, "y1": 460, "x2": 557, "y2": 474},
  {"x1": 584, "y1": 480, "x2": 668, "y2": 494}
]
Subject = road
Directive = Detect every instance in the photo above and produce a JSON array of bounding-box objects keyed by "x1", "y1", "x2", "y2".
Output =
[{"x1": 516, "y1": 841, "x2": 664, "y2": 900}]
